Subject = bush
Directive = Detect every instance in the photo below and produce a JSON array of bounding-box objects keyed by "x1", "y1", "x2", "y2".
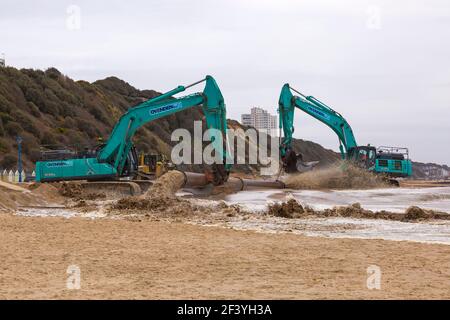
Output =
[
  {"x1": 45, "y1": 67, "x2": 61, "y2": 80},
  {"x1": 56, "y1": 127, "x2": 67, "y2": 134},
  {"x1": 5, "y1": 122, "x2": 23, "y2": 136},
  {"x1": 24, "y1": 87, "x2": 45, "y2": 110},
  {"x1": 11, "y1": 110, "x2": 40, "y2": 138},
  {"x1": 43, "y1": 89, "x2": 61, "y2": 115},
  {"x1": 28, "y1": 148, "x2": 42, "y2": 163},
  {"x1": 89, "y1": 104, "x2": 108, "y2": 123},
  {"x1": 62, "y1": 116, "x2": 76, "y2": 128},
  {"x1": 41, "y1": 131, "x2": 57, "y2": 145},
  {"x1": 21, "y1": 68, "x2": 44, "y2": 80},
  {"x1": 0, "y1": 154, "x2": 18, "y2": 168},
  {"x1": 0, "y1": 137, "x2": 10, "y2": 152},
  {"x1": 59, "y1": 101, "x2": 76, "y2": 117},
  {"x1": 0, "y1": 94, "x2": 13, "y2": 113},
  {"x1": 0, "y1": 112, "x2": 14, "y2": 124},
  {"x1": 27, "y1": 102, "x2": 41, "y2": 118},
  {"x1": 76, "y1": 119, "x2": 99, "y2": 138},
  {"x1": 20, "y1": 132, "x2": 39, "y2": 155}
]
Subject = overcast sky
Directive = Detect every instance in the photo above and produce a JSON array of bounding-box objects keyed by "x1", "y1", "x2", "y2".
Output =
[{"x1": 1, "y1": 0, "x2": 449, "y2": 164}]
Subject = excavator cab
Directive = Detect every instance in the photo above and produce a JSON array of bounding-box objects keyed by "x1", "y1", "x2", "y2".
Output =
[{"x1": 348, "y1": 146, "x2": 377, "y2": 170}]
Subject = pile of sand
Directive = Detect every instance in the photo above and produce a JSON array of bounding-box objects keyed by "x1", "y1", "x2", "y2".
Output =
[
  {"x1": 0, "y1": 180, "x2": 29, "y2": 192},
  {"x1": 267, "y1": 199, "x2": 307, "y2": 218},
  {"x1": 110, "y1": 171, "x2": 250, "y2": 218},
  {"x1": 112, "y1": 195, "x2": 189, "y2": 213},
  {"x1": 403, "y1": 206, "x2": 435, "y2": 221},
  {"x1": 0, "y1": 181, "x2": 31, "y2": 212},
  {"x1": 0, "y1": 183, "x2": 66, "y2": 212},
  {"x1": 267, "y1": 199, "x2": 448, "y2": 222},
  {"x1": 283, "y1": 162, "x2": 388, "y2": 190},
  {"x1": 58, "y1": 182, "x2": 83, "y2": 198},
  {"x1": 0, "y1": 188, "x2": 22, "y2": 212},
  {"x1": 29, "y1": 183, "x2": 65, "y2": 203},
  {"x1": 111, "y1": 171, "x2": 194, "y2": 216}
]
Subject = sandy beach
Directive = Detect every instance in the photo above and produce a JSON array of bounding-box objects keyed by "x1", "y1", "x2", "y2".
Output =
[{"x1": 1, "y1": 213, "x2": 449, "y2": 299}]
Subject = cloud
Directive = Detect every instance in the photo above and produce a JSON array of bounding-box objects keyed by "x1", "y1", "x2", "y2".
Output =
[{"x1": 0, "y1": 0, "x2": 449, "y2": 163}]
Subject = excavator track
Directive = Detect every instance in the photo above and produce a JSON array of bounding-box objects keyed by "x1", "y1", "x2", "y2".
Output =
[{"x1": 79, "y1": 181, "x2": 142, "y2": 197}]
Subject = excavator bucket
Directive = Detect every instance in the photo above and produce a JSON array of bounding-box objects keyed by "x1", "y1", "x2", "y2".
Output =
[
  {"x1": 295, "y1": 160, "x2": 320, "y2": 173},
  {"x1": 283, "y1": 149, "x2": 319, "y2": 174}
]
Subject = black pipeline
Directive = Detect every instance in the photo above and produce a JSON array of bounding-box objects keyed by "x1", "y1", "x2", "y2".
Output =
[{"x1": 180, "y1": 171, "x2": 285, "y2": 190}]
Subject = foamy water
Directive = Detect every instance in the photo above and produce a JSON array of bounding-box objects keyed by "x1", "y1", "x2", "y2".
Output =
[
  {"x1": 213, "y1": 187, "x2": 450, "y2": 245},
  {"x1": 222, "y1": 187, "x2": 450, "y2": 213},
  {"x1": 226, "y1": 216, "x2": 450, "y2": 245},
  {"x1": 16, "y1": 206, "x2": 107, "y2": 219},
  {"x1": 15, "y1": 187, "x2": 450, "y2": 245}
]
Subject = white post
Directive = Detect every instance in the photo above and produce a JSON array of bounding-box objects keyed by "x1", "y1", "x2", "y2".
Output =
[
  {"x1": 14, "y1": 170, "x2": 19, "y2": 183},
  {"x1": 8, "y1": 170, "x2": 13, "y2": 182}
]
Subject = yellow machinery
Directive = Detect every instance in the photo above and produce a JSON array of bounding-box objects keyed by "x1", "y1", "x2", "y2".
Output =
[{"x1": 138, "y1": 153, "x2": 167, "y2": 178}]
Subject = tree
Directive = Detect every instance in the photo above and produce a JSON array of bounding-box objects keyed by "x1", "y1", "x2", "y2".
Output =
[
  {"x1": 45, "y1": 67, "x2": 61, "y2": 80},
  {"x1": 41, "y1": 131, "x2": 57, "y2": 145}
]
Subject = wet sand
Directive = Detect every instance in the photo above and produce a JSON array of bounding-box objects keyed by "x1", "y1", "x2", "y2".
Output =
[{"x1": 1, "y1": 213, "x2": 449, "y2": 299}]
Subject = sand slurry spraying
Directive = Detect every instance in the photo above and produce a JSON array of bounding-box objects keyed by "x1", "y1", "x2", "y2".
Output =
[
  {"x1": 110, "y1": 171, "x2": 189, "y2": 218},
  {"x1": 107, "y1": 171, "x2": 254, "y2": 223},
  {"x1": 283, "y1": 163, "x2": 388, "y2": 190},
  {"x1": 105, "y1": 171, "x2": 450, "y2": 227},
  {"x1": 145, "y1": 170, "x2": 186, "y2": 197}
]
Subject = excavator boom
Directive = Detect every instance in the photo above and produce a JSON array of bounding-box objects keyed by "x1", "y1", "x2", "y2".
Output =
[
  {"x1": 279, "y1": 84, "x2": 357, "y2": 160},
  {"x1": 35, "y1": 76, "x2": 230, "y2": 184}
]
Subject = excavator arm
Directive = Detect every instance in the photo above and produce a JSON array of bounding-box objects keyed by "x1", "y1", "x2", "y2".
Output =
[
  {"x1": 35, "y1": 76, "x2": 230, "y2": 184},
  {"x1": 279, "y1": 84, "x2": 358, "y2": 160}
]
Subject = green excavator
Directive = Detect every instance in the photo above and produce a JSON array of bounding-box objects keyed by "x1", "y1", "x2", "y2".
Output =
[
  {"x1": 278, "y1": 84, "x2": 412, "y2": 182},
  {"x1": 35, "y1": 76, "x2": 231, "y2": 191}
]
